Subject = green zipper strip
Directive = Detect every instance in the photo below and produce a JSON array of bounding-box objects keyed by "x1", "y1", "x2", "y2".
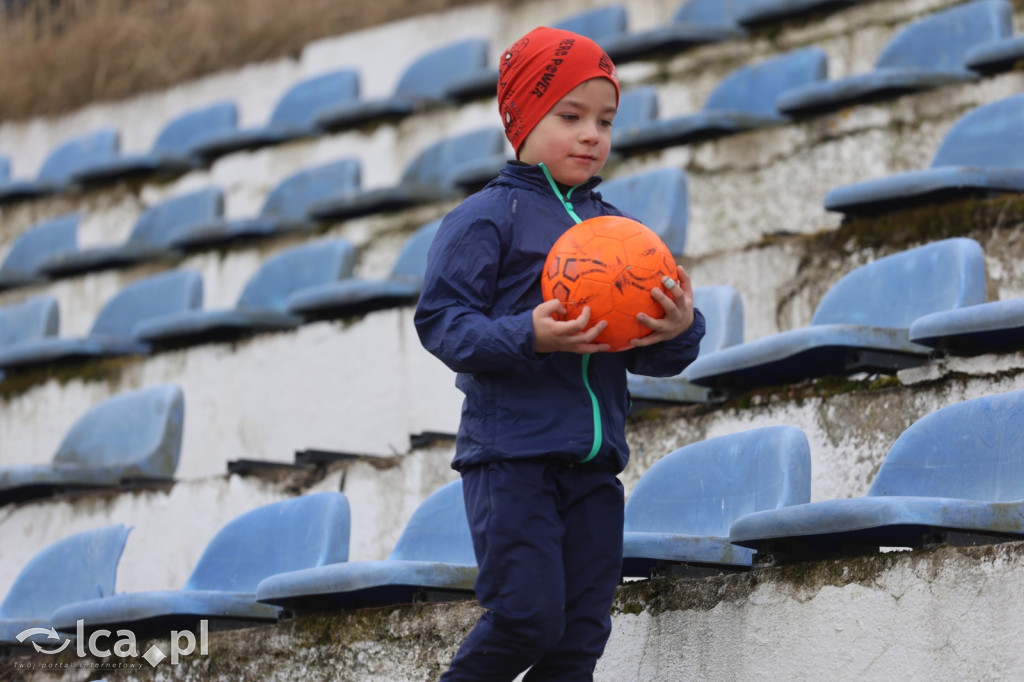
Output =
[
  {"x1": 579, "y1": 354, "x2": 602, "y2": 463},
  {"x1": 540, "y1": 162, "x2": 584, "y2": 223},
  {"x1": 539, "y1": 162, "x2": 603, "y2": 463}
]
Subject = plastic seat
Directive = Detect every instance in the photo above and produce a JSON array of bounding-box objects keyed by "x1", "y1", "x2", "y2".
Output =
[
  {"x1": 308, "y1": 127, "x2": 506, "y2": 222},
  {"x1": 0, "y1": 295, "x2": 59, "y2": 385},
  {"x1": 598, "y1": 166, "x2": 688, "y2": 255},
  {"x1": 965, "y1": 33, "x2": 1024, "y2": 74},
  {"x1": 776, "y1": 0, "x2": 1012, "y2": 117},
  {"x1": 50, "y1": 493, "x2": 351, "y2": 636},
  {"x1": 609, "y1": 86, "x2": 660, "y2": 152},
  {"x1": 73, "y1": 101, "x2": 237, "y2": 186},
  {"x1": 824, "y1": 93, "x2": 1024, "y2": 216},
  {"x1": 737, "y1": 0, "x2": 862, "y2": 26},
  {"x1": 0, "y1": 269, "x2": 202, "y2": 373},
  {"x1": 627, "y1": 285, "x2": 744, "y2": 404},
  {"x1": 0, "y1": 525, "x2": 131, "y2": 648},
  {"x1": 601, "y1": 0, "x2": 748, "y2": 65},
  {"x1": 446, "y1": 138, "x2": 515, "y2": 194},
  {"x1": 0, "y1": 128, "x2": 119, "y2": 205},
  {"x1": 0, "y1": 384, "x2": 184, "y2": 506},
  {"x1": 686, "y1": 238, "x2": 987, "y2": 393},
  {"x1": 614, "y1": 47, "x2": 827, "y2": 155},
  {"x1": 547, "y1": 4, "x2": 628, "y2": 45},
  {"x1": 909, "y1": 298, "x2": 1024, "y2": 357},
  {"x1": 315, "y1": 39, "x2": 488, "y2": 131},
  {"x1": 288, "y1": 218, "x2": 441, "y2": 321},
  {"x1": 444, "y1": 7, "x2": 628, "y2": 102},
  {"x1": 256, "y1": 480, "x2": 476, "y2": 612},
  {"x1": 0, "y1": 213, "x2": 79, "y2": 291},
  {"x1": 38, "y1": 187, "x2": 223, "y2": 278},
  {"x1": 191, "y1": 69, "x2": 360, "y2": 162},
  {"x1": 623, "y1": 426, "x2": 810, "y2": 577},
  {"x1": 0, "y1": 295, "x2": 59, "y2": 349},
  {"x1": 730, "y1": 389, "x2": 1024, "y2": 561},
  {"x1": 133, "y1": 239, "x2": 356, "y2": 349},
  {"x1": 169, "y1": 159, "x2": 360, "y2": 250}
]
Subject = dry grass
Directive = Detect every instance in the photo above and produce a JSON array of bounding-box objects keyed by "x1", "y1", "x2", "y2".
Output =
[{"x1": 0, "y1": 0, "x2": 520, "y2": 123}]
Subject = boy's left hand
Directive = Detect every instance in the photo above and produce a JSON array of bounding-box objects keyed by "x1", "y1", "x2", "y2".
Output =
[{"x1": 629, "y1": 265, "x2": 695, "y2": 348}]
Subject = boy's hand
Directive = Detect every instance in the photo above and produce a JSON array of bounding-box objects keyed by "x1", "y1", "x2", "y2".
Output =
[
  {"x1": 533, "y1": 299, "x2": 611, "y2": 354},
  {"x1": 629, "y1": 265, "x2": 696, "y2": 348}
]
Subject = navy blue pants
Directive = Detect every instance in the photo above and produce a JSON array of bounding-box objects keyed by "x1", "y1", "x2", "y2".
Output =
[{"x1": 442, "y1": 459, "x2": 624, "y2": 681}]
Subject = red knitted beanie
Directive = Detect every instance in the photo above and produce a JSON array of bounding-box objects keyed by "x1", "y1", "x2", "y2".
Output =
[{"x1": 497, "y1": 26, "x2": 620, "y2": 154}]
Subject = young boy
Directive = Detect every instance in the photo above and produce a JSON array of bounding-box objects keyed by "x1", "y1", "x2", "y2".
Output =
[{"x1": 415, "y1": 26, "x2": 705, "y2": 681}]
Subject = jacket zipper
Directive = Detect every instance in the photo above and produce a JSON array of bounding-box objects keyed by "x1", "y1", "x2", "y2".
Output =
[{"x1": 539, "y1": 162, "x2": 603, "y2": 463}]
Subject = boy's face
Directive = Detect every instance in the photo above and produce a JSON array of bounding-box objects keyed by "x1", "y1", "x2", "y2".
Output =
[{"x1": 518, "y1": 77, "x2": 618, "y2": 187}]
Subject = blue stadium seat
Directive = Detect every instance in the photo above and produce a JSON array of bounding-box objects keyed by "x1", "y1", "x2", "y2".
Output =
[
  {"x1": 255, "y1": 480, "x2": 476, "y2": 611},
  {"x1": 0, "y1": 269, "x2": 202, "y2": 373},
  {"x1": 824, "y1": 93, "x2": 1024, "y2": 216},
  {"x1": 0, "y1": 156, "x2": 9, "y2": 180},
  {"x1": 610, "y1": 86, "x2": 660, "y2": 151},
  {"x1": 627, "y1": 285, "x2": 744, "y2": 404},
  {"x1": 965, "y1": 33, "x2": 1024, "y2": 74},
  {"x1": 446, "y1": 138, "x2": 515, "y2": 194},
  {"x1": 0, "y1": 384, "x2": 184, "y2": 506},
  {"x1": 0, "y1": 128, "x2": 119, "y2": 204},
  {"x1": 776, "y1": 0, "x2": 1012, "y2": 117},
  {"x1": 737, "y1": 0, "x2": 861, "y2": 26},
  {"x1": 315, "y1": 39, "x2": 488, "y2": 131},
  {"x1": 288, "y1": 218, "x2": 441, "y2": 321},
  {"x1": 73, "y1": 101, "x2": 237, "y2": 186},
  {"x1": 0, "y1": 525, "x2": 131, "y2": 648},
  {"x1": 552, "y1": 4, "x2": 629, "y2": 45},
  {"x1": 0, "y1": 213, "x2": 79, "y2": 291},
  {"x1": 602, "y1": 0, "x2": 748, "y2": 64},
  {"x1": 191, "y1": 69, "x2": 360, "y2": 162},
  {"x1": 730, "y1": 389, "x2": 1024, "y2": 562},
  {"x1": 0, "y1": 295, "x2": 57, "y2": 385},
  {"x1": 623, "y1": 426, "x2": 810, "y2": 577},
  {"x1": 308, "y1": 127, "x2": 506, "y2": 222},
  {"x1": 909, "y1": 298, "x2": 1024, "y2": 356},
  {"x1": 686, "y1": 238, "x2": 987, "y2": 393},
  {"x1": 134, "y1": 239, "x2": 355, "y2": 349},
  {"x1": 168, "y1": 159, "x2": 360, "y2": 250},
  {"x1": 445, "y1": 7, "x2": 628, "y2": 102},
  {"x1": 50, "y1": 493, "x2": 351, "y2": 635},
  {"x1": 38, "y1": 187, "x2": 223, "y2": 278},
  {"x1": 0, "y1": 295, "x2": 59, "y2": 350},
  {"x1": 614, "y1": 47, "x2": 827, "y2": 155},
  {"x1": 598, "y1": 166, "x2": 689, "y2": 255}
]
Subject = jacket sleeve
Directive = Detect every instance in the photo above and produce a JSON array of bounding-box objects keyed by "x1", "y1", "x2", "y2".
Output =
[
  {"x1": 624, "y1": 307, "x2": 706, "y2": 377},
  {"x1": 414, "y1": 211, "x2": 541, "y2": 375}
]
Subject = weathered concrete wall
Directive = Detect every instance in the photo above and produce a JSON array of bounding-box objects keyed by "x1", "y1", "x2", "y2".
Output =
[{"x1": 10, "y1": 541, "x2": 1024, "y2": 681}]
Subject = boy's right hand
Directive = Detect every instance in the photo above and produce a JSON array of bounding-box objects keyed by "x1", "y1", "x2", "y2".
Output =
[{"x1": 533, "y1": 299, "x2": 611, "y2": 354}]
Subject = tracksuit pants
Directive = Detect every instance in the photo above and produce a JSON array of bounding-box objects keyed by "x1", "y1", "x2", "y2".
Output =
[{"x1": 442, "y1": 458, "x2": 625, "y2": 681}]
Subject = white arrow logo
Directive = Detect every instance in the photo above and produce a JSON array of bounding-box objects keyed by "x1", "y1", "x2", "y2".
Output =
[{"x1": 16, "y1": 626, "x2": 71, "y2": 654}]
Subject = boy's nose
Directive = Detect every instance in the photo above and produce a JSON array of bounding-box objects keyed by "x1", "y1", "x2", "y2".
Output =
[{"x1": 579, "y1": 121, "x2": 599, "y2": 143}]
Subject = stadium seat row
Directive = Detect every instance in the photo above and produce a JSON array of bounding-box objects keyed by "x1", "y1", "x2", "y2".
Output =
[
  {"x1": 1, "y1": 0, "x2": 1019, "y2": 215},
  {"x1": 4, "y1": 386, "x2": 1024, "y2": 650}
]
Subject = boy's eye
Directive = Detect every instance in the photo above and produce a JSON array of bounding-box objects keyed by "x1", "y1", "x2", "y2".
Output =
[{"x1": 560, "y1": 113, "x2": 579, "y2": 122}]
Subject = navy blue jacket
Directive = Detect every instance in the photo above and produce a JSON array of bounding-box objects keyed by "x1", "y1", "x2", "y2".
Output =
[{"x1": 415, "y1": 162, "x2": 705, "y2": 473}]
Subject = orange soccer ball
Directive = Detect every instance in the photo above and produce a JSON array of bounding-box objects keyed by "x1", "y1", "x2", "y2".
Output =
[{"x1": 541, "y1": 215, "x2": 678, "y2": 352}]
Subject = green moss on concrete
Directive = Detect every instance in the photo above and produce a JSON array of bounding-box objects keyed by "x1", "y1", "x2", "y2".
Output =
[
  {"x1": 828, "y1": 193, "x2": 1024, "y2": 252},
  {"x1": 721, "y1": 371, "x2": 904, "y2": 411},
  {"x1": 292, "y1": 609, "x2": 402, "y2": 648},
  {"x1": 0, "y1": 356, "x2": 134, "y2": 400}
]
